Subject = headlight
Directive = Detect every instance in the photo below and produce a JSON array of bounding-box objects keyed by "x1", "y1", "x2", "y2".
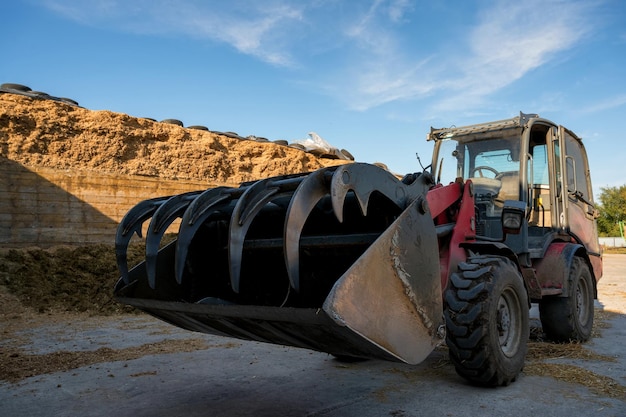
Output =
[{"x1": 501, "y1": 200, "x2": 526, "y2": 235}]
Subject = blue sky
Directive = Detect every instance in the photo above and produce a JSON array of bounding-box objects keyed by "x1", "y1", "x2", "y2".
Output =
[{"x1": 1, "y1": 0, "x2": 625, "y2": 201}]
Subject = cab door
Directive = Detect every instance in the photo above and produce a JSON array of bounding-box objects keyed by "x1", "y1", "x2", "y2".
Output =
[{"x1": 556, "y1": 126, "x2": 601, "y2": 255}]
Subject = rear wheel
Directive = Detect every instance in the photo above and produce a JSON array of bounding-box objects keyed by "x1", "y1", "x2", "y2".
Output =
[
  {"x1": 444, "y1": 255, "x2": 529, "y2": 386},
  {"x1": 539, "y1": 256, "x2": 594, "y2": 342}
]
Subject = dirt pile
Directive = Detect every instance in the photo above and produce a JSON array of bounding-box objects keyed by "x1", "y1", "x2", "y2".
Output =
[
  {"x1": 0, "y1": 92, "x2": 346, "y2": 185},
  {"x1": 0, "y1": 244, "x2": 144, "y2": 315}
]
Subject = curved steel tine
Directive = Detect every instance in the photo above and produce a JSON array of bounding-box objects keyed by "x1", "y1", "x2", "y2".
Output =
[
  {"x1": 228, "y1": 174, "x2": 310, "y2": 293},
  {"x1": 283, "y1": 167, "x2": 336, "y2": 292},
  {"x1": 145, "y1": 191, "x2": 202, "y2": 289},
  {"x1": 175, "y1": 187, "x2": 234, "y2": 284},
  {"x1": 228, "y1": 178, "x2": 280, "y2": 293},
  {"x1": 119, "y1": 196, "x2": 172, "y2": 237},
  {"x1": 151, "y1": 191, "x2": 203, "y2": 234},
  {"x1": 115, "y1": 196, "x2": 170, "y2": 285},
  {"x1": 237, "y1": 177, "x2": 304, "y2": 224},
  {"x1": 330, "y1": 163, "x2": 409, "y2": 222}
]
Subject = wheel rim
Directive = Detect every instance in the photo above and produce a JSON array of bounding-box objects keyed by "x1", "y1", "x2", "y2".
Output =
[
  {"x1": 497, "y1": 287, "x2": 522, "y2": 357},
  {"x1": 576, "y1": 276, "x2": 591, "y2": 327}
]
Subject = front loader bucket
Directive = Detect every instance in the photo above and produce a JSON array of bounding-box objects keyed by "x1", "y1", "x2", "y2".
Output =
[{"x1": 114, "y1": 164, "x2": 443, "y2": 364}]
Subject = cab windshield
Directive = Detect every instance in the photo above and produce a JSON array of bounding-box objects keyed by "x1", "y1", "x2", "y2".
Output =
[{"x1": 435, "y1": 135, "x2": 522, "y2": 205}]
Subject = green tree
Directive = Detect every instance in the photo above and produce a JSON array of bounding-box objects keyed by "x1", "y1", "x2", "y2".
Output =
[{"x1": 597, "y1": 185, "x2": 626, "y2": 236}]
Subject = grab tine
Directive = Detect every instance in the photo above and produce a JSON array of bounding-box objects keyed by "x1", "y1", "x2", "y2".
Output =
[
  {"x1": 228, "y1": 173, "x2": 309, "y2": 293},
  {"x1": 119, "y1": 196, "x2": 171, "y2": 237},
  {"x1": 186, "y1": 186, "x2": 233, "y2": 225},
  {"x1": 115, "y1": 196, "x2": 170, "y2": 284},
  {"x1": 150, "y1": 191, "x2": 202, "y2": 234},
  {"x1": 175, "y1": 187, "x2": 233, "y2": 284},
  {"x1": 283, "y1": 167, "x2": 335, "y2": 292},
  {"x1": 145, "y1": 192, "x2": 200, "y2": 289},
  {"x1": 330, "y1": 163, "x2": 410, "y2": 221},
  {"x1": 229, "y1": 178, "x2": 279, "y2": 293}
]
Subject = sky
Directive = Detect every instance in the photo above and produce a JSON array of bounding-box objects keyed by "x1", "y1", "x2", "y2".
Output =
[{"x1": 1, "y1": 0, "x2": 625, "y2": 201}]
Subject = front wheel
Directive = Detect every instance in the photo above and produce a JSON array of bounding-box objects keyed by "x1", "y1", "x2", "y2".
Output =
[{"x1": 444, "y1": 255, "x2": 529, "y2": 386}]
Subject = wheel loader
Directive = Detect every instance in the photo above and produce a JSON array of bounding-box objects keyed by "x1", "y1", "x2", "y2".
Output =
[{"x1": 114, "y1": 112, "x2": 602, "y2": 386}]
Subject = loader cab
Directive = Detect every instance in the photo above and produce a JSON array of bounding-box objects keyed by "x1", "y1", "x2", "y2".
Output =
[
  {"x1": 527, "y1": 123, "x2": 601, "y2": 257},
  {"x1": 429, "y1": 113, "x2": 601, "y2": 262},
  {"x1": 432, "y1": 123, "x2": 524, "y2": 241}
]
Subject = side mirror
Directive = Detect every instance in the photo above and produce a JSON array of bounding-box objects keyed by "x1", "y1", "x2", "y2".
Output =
[{"x1": 501, "y1": 200, "x2": 527, "y2": 236}]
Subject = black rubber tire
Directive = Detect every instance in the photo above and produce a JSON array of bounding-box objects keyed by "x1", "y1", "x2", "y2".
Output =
[
  {"x1": 289, "y1": 143, "x2": 306, "y2": 150},
  {"x1": 444, "y1": 255, "x2": 529, "y2": 386},
  {"x1": 539, "y1": 256, "x2": 594, "y2": 342},
  {"x1": 187, "y1": 125, "x2": 209, "y2": 131},
  {"x1": 0, "y1": 83, "x2": 31, "y2": 92},
  {"x1": 30, "y1": 91, "x2": 50, "y2": 97},
  {"x1": 222, "y1": 131, "x2": 242, "y2": 139},
  {"x1": 160, "y1": 118, "x2": 184, "y2": 127},
  {"x1": 58, "y1": 97, "x2": 79, "y2": 106},
  {"x1": 340, "y1": 148, "x2": 355, "y2": 161}
]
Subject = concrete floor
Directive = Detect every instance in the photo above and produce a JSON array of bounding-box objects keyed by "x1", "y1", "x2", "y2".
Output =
[{"x1": 2, "y1": 255, "x2": 625, "y2": 417}]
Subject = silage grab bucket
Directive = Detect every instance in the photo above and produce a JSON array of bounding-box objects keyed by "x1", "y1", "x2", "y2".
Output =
[{"x1": 114, "y1": 163, "x2": 443, "y2": 364}]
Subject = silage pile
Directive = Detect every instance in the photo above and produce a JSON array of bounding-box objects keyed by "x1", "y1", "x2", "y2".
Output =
[{"x1": 0, "y1": 92, "x2": 346, "y2": 186}]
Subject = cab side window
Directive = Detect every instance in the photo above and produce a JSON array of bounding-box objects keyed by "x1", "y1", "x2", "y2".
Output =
[{"x1": 563, "y1": 132, "x2": 593, "y2": 204}]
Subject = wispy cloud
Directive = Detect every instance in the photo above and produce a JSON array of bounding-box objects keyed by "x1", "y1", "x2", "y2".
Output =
[
  {"x1": 580, "y1": 94, "x2": 626, "y2": 113},
  {"x1": 181, "y1": 3, "x2": 304, "y2": 66},
  {"x1": 342, "y1": 0, "x2": 599, "y2": 114},
  {"x1": 41, "y1": 0, "x2": 598, "y2": 111},
  {"x1": 321, "y1": 0, "x2": 438, "y2": 110},
  {"x1": 432, "y1": 0, "x2": 593, "y2": 112},
  {"x1": 43, "y1": 0, "x2": 305, "y2": 66}
]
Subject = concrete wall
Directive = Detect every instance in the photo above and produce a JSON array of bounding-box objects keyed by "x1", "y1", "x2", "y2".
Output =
[
  {"x1": 0, "y1": 158, "x2": 220, "y2": 248},
  {"x1": 599, "y1": 237, "x2": 626, "y2": 248}
]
